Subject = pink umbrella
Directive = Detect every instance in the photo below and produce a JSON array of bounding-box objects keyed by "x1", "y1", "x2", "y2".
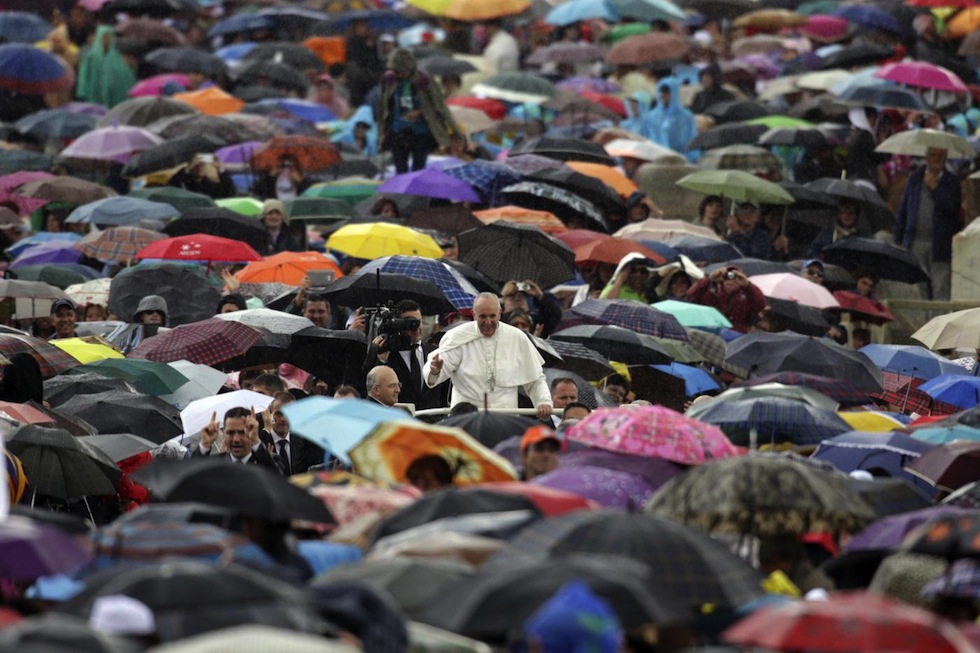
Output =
[
  {"x1": 0, "y1": 189, "x2": 48, "y2": 215},
  {"x1": 0, "y1": 171, "x2": 53, "y2": 192},
  {"x1": 129, "y1": 74, "x2": 192, "y2": 98},
  {"x1": 750, "y1": 272, "x2": 840, "y2": 309},
  {"x1": 565, "y1": 405, "x2": 740, "y2": 465},
  {"x1": 799, "y1": 15, "x2": 849, "y2": 42},
  {"x1": 874, "y1": 62, "x2": 968, "y2": 93},
  {"x1": 0, "y1": 171, "x2": 55, "y2": 214},
  {"x1": 60, "y1": 125, "x2": 164, "y2": 164}
]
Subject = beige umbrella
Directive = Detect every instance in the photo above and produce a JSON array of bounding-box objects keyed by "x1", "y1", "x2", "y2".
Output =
[
  {"x1": 615, "y1": 218, "x2": 722, "y2": 242},
  {"x1": 796, "y1": 69, "x2": 851, "y2": 92},
  {"x1": 448, "y1": 106, "x2": 497, "y2": 136},
  {"x1": 911, "y1": 306, "x2": 980, "y2": 351},
  {"x1": 876, "y1": 129, "x2": 976, "y2": 159}
]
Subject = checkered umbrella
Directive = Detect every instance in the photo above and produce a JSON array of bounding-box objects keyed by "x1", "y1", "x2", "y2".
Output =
[
  {"x1": 357, "y1": 256, "x2": 479, "y2": 311},
  {"x1": 458, "y1": 221, "x2": 575, "y2": 289},
  {"x1": 698, "y1": 145, "x2": 785, "y2": 176},
  {"x1": 687, "y1": 395, "x2": 852, "y2": 447},
  {"x1": 128, "y1": 317, "x2": 263, "y2": 366},
  {"x1": 550, "y1": 325, "x2": 672, "y2": 365},
  {"x1": 560, "y1": 299, "x2": 688, "y2": 340},
  {"x1": 493, "y1": 511, "x2": 764, "y2": 609},
  {"x1": 545, "y1": 339, "x2": 615, "y2": 380},
  {"x1": 871, "y1": 373, "x2": 959, "y2": 417},
  {"x1": 733, "y1": 372, "x2": 872, "y2": 406},
  {"x1": 0, "y1": 334, "x2": 80, "y2": 378},
  {"x1": 75, "y1": 227, "x2": 166, "y2": 264},
  {"x1": 444, "y1": 161, "x2": 522, "y2": 206}
]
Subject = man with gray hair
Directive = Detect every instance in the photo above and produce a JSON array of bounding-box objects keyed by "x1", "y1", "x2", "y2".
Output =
[{"x1": 423, "y1": 292, "x2": 552, "y2": 419}]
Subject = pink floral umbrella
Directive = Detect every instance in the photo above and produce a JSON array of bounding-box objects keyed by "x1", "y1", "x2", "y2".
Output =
[
  {"x1": 874, "y1": 62, "x2": 968, "y2": 93},
  {"x1": 566, "y1": 405, "x2": 740, "y2": 465}
]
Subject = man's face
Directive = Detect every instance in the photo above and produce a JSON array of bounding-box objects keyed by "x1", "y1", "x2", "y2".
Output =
[
  {"x1": 401, "y1": 309, "x2": 422, "y2": 345},
  {"x1": 270, "y1": 400, "x2": 290, "y2": 437},
  {"x1": 223, "y1": 417, "x2": 250, "y2": 458},
  {"x1": 304, "y1": 301, "x2": 330, "y2": 328},
  {"x1": 552, "y1": 382, "x2": 578, "y2": 409},
  {"x1": 837, "y1": 205, "x2": 858, "y2": 228},
  {"x1": 371, "y1": 368, "x2": 401, "y2": 406},
  {"x1": 857, "y1": 277, "x2": 876, "y2": 297},
  {"x1": 926, "y1": 147, "x2": 947, "y2": 173},
  {"x1": 52, "y1": 306, "x2": 76, "y2": 337},
  {"x1": 523, "y1": 439, "x2": 560, "y2": 479},
  {"x1": 263, "y1": 210, "x2": 284, "y2": 229},
  {"x1": 474, "y1": 298, "x2": 500, "y2": 337},
  {"x1": 801, "y1": 266, "x2": 824, "y2": 286},
  {"x1": 603, "y1": 383, "x2": 627, "y2": 405},
  {"x1": 737, "y1": 208, "x2": 759, "y2": 231}
]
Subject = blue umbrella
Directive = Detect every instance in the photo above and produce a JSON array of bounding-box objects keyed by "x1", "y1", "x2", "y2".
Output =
[
  {"x1": 444, "y1": 161, "x2": 522, "y2": 206},
  {"x1": 0, "y1": 44, "x2": 75, "y2": 96},
  {"x1": 281, "y1": 396, "x2": 415, "y2": 464},
  {"x1": 0, "y1": 12, "x2": 51, "y2": 43},
  {"x1": 15, "y1": 109, "x2": 97, "y2": 140},
  {"x1": 66, "y1": 196, "x2": 179, "y2": 226},
  {"x1": 251, "y1": 98, "x2": 337, "y2": 124},
  {"x1": 919, "y1": 375, "x2": 980, "y2": 410},
  {"x1": 666, "y1": 235, "x2": 742, "y2": 264},
  {"x1": 10, "y1": 242, "x2": 83, "y2": 269},
  {"x1": 832, "y1": 5, "x2": 904, "y2": 35},
  {"x1": 651, "y1": 362, "x2": 719, "y2": 396},
  {"x1": 546, "y1": 0, "x2": 618, "y2": 25},
  {"x1": 6, "y1": 233, "x2": 81, "y2": 258},
  {"x1": 0, "y1": 150, "x2": 52, "y2": 174},
  {"x1": 812, "y1": 430, "x2": 936, "y2": 496},
  {"x1": 323, "y1": 8, "x2": 415, "y2": 33},
  {"x1": 206, "y1": 14, "x2": 275, "y2": 39},
  {"x1": 909, "y1": 424, "x2": 980, "y2": 446},
  {"x1": 613, "y1": 0, "x2": 686, "y2": 22},
  {"x1": 690, "y1": 395, "x2": 852, "y2": 447},
  {"x1": 860, "y1": 344, "x2": 969, "y2": 381},
  {"x1": 357, "y1": 255, "x2": 479, "y2": 310},
  {"x1": 637, "y1": 240, "x2": 680, "y2": 262},
  {"x1": 214, "y1": 41, "x2": 258, "y2": 64}
]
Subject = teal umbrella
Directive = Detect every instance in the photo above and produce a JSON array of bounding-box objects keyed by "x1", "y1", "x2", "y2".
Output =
[
  {"x1": 654, "y1": 299, "x2": 732, "y2": 330},
  {"x1": 65, "y1": 358, "x2": 190, "y2": 397},
  {"x1": 127, "y1": 187, "x2": 216, "y2": 214},
  {"x1": 13, "y1": 264, "x2": 101, "y2": 289}
]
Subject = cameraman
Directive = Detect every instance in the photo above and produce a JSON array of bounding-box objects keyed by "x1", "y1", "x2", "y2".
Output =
[
  {"x1": 686, "y1": 265, "x2": 766, "y2": 333},
  {"x1": 361, "y1": 299, "x2": 448, "y2": 410}
]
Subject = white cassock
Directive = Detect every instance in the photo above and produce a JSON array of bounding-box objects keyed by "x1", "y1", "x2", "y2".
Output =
[{"x1": 423, "y1": 321, "x2": 551, "y2": 410}]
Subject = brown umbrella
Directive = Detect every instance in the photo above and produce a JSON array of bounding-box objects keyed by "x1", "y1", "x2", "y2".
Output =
[
  {"x1": 116, "y1": 18, "x2": 187, "y2": 45},
  {"x1": 606, "y1": 33, "x2": 691, "y2": 66},
  {"x1": 16, "y1": 177, "x2": 117, "y2": 204},
  {"x1": 732, "y1": 9, "x2": 807, "y2": 30},
  {"x1": 251, "y1": 135, "x2": 341, "y2": 173},
  {"x1": 405, "y1": 205, "x2": 483, "y2": 234}
]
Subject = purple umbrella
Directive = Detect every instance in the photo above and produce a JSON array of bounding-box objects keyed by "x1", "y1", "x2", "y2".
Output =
[
  {"x1": 377, "y1": 168, "x2": 481, "y2": 202},
  {"x1": 59, "y1": 125, "x2": 163, "y2": 163},
  {"x1": 61, "y1": 101, "x2": 109, "y2": 117},
  {"x1": 10, "y1": 240, "x2": 83, "y2": 269},
  {"x1": 560, "y1": 448, "x2": 687, "y2": 490},
  {"x1": 216, "y1": 140, "x2": 263, "y2": 165},
  {"x1": 845, "y1": 505, "x2": 974, "y2": 552},
  {"x1": 556, "y1": 76, "x2": 622, "y2": 94},
  {"x1": 0, "y1": 515, "x2": 93, "y2": 580},
  {"x1": 531, "y1": 465, "x2": 657, "y2": 509}
]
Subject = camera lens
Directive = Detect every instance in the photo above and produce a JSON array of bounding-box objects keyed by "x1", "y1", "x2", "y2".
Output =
[{"x1": 725, "y1": 271, "x2": 736, "y2": 280}]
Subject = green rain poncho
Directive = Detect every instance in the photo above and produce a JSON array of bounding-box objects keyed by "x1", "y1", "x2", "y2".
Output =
[{"x1": 76, "y1": 25, "x2": 136, "y2": 108}]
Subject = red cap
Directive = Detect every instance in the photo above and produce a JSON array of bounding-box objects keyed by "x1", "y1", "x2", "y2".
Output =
[{"x1": 521, "y1": 425, "x2": 559, "y2": 453}]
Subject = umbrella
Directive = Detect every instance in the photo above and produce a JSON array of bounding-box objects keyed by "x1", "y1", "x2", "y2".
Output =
[
  {"x1": 473, "y1": 206, "x2": 567, "y2": 233},
  {"x1": 378, "y1": 168, "x2": 481, "y2": 203},
  {"x1": 676, "y1": 169, "x2": 794, "y2": 204},
  {"x1": 178, "y1": 389, "x2": 274, "y2": 443},
  {"x1": 356, "y1": 256, "x2": 478, "y2": 311},
  {"x1": 121, "y1": 133, "x2": 227, "y2": 177},
  {"x1": 665, "y1": 235, "x2": 740, "y2": 263},
  {"x1": 50, "y1": 339, "x2": 123, "y2": 365},
  {"x1": 108, "y1": 264, "x2": 220, "y2": 327},
  {"x1": 472, "y1": 72, "x2": 558, "y2": 104},
  {"x1": 81, "y1": 433, "x2": 158, "y2": 463},
  {"x1": 905, "y1": 441, "x2": 980, "y2": 492},
  {"x1": 561, "y1": 299, "x2": 688, "y2": 340},
  {"x1": 58, "y1": 390, "x2": 183, "y2": 443},
  {"x1": 750, "y1": 272, "x2": 840, "y2": 309},
  {"x1": 74, "y1": 227, "x2": 167, "y2": 265},
  {"x1": 16, "y1": 176, "x2": 116, "y2": 204},
  {"x1": 172, "y1": 87, "x2": 245, "y2": 116},
  {"x1": 649, "y1": 452, "x2": 876, "y2": 535},
  {"x1": 875, "y1": 128, "x2": 976, "y2": 159},
  {"x1": 860, "y1": 344, "x2": 967, "y2": 381},
  {"x1": 251, "y1": 135, "x2": 342, "y2": 173},
  {"x1": 327, "y1": 223, "x2": 443, "y2": 260},
  {"x1": 13, "y1": 264, "x2": 99, "y2": 290},
  {"x1": 236, "y1": 60, "x2": 309, "y2": 94},
  {"x1": 874, "y1": 61, "x2": 968, "y2": 94},
  {"x1": 821, "y1": 237, "x2": 929, "y2": 285},
  {"x1": 285, "y1": 327, "x2": 367, "y2": 386},
  {"x1": 0, "y1": 515, "x2": 93, "y2": 581},
  {"x1": 688, "y1": 123, "x2": 769, "y2": 151},
  {"x1": 803, "y1": 177, "x2": 894, "y2": 232},
  {"x1": 458, "y1": 221, "x2": 576, "y2": 288},
  {"x1": 527, "y1": 42, "x2": 606, "y2": 64},
  {"x1": 837, "y1": 85, "x2": 935, "y2": 113},
  {"x1": 573, "y1": 238, "x2": 664, "y2": 267},
  {"x1": 65, "y1": 358, "x2": 189, "y2": 396},
  {"x1": 0, "y1": 44, "x2": 75, "y2": 96},
  {"x1": 320, "y1": 272, "x2": 455, "y2": 315},
  {"x1": 509, "y1": 137, "x2": 616, "y2": 166},
  {"x1": 832, "y1": 290, "x2": 895, "y2": 325},
  {"x1": 404, "y1": 0, "x2": 530, "y2": 20},
  {"x1": 153, "y1": 114, "x2": 269, "y2": 143},
  {"x1": 135, "y1": 233, "x2": 262, "y2": 265},
  {"x1": 351, "y1": 421, "x2": 518, "y2": 486},
  {"x1": 163, "y1": 207, "x2": 269, "y2": 252},
  {"x1": 687, "y1": 394, "x2": 851, "y2": 446},
  {"x1": 813, "y1": 430, "x2": 936, "y2": 492},
  {"x1": 698, "y1": 144, "x2": 785, "y2": 176},
  {"x1": 6, "y1": 424, "x2": 121, "y2": 500},
  {"x1": 146, "y1": 46, "x2": 228, "y2": 77},
  {"x1": 500, "y1": 182, "x2": 607, "y2": 231},
  {"x1": 727, "y1": 331, "x2": 883, "y2": 390},
  {"x1": 704, "y1": 100, "x2": 774, "y2": 124},
  {"x1": 605, "y1": 32, "x2": 690, "y2": 65},
  {"x1": 67, "y1": 197, "x2": 178, "y2": 227},
  {"x1": 550, "y1": 325, "x2": 672, "y2": 365},
  {"x1": 97, "y1": 96, "x2": 198, "y2": 129},
  {"x1": 128, "y1": 317, "x2": 264, "y2": 367},
  {"x1": 758, "y1": 295, "x2": 828, "y2": 334},
  {"x1": 919, "y1": 376, "x2": 980, "y2": 410},
  {"x1": 448, "y1": 106, "x2": 498, "y2": 136},
  {"x1": 59, "y1": 125, "x2": 164, "y2": 163},
  {"x1": 545, "y1": 340, "x2": 616, "y2": 380},
  {"x1": 531, "y1": 465, "x2": 659, "y2": 508},
  {"x1": 439, "y1": 412, "x2": 537, "y2": 449},
  {"x1": 723, "y1": 591, "x2": 967, "y2": 653},
  {"x1": 214, "y1": 308, "x2": 313, "y2": 336},
  {"x1": 10, "y1": 241, "x2": 82, "y2": 269},
  {"x1": 15, "y1": 109, "x2": 96, "y2": 140},
  {"x1": 127, "y1": 187, "x2": 215, "y2": 214},
  {"x1": 913, "y1": 307, "x2": 980, "y2": 351},
  {"x1": 236, "y1": 251, "x2": 343, "y2": 287},
  {"x1": 0, "y1": 333, "x2": 79, "y2": 378},
  {"x1": 733, "y1": 372, "x2": 871, "y2": 405},
  {"x1": 545, "y1": 0, "x2": 617, "y2": 25},
  {"x1": 444, "y1": 161, "x2": 522, "y2": 205},
  {"x1": 44, "y1": 372, "x2": 135, "y2": 408}
]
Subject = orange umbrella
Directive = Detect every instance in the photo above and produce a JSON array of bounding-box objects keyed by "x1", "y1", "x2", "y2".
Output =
[
  {"x1": 947, "y1": 6, "x2": 980, "y2": 38},
  {"x1": 171, "y1": 87, "x2": 244, "y2": 116},
  {"x1": 566, "y1": 161, "x2": 639, "y2": 199},
  {"x1": 235, "y1": 251, "x2": 344, "y2": 286},
  {"x1": 473, "y1": 206, "x2": 567, "y2": 234},
  {"x1": 251, "y1": 135, "x2": 342, "y2": 173},
  {"x1": 574, "y1": 237, "x2": 666, "y2": 266},
  {"x1": 350, "y1": 420, "x2": 518, "y2": 486},
  {"x1": 301, "y1": 36, "x2": 346, "y2": 67}
]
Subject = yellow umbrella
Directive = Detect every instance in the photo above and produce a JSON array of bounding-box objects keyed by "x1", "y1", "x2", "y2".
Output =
[
  {"x1": 50, "y1": 337, "x2": 124, "y2": 364},
  {"x1": 838, "y1": 410, "x2": 907, "y2": 433},
  {"x1": 326, "y1": 223, "x2": 443, "y2": 260},
  {"x1": 406, "y1": 0, "x2": 529, "y2": 20},
  {"x1": 350, "y1": 420, "x2": 518, "y2": 486}
]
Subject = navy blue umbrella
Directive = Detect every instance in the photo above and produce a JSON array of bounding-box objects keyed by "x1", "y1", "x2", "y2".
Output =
[{"x1": 0, "y1": 12, "x2": 51, "y2": 43}]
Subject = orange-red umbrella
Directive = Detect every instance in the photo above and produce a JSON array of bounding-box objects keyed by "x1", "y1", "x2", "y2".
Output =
[
  {"x1": 574, "y1": 237, "x2": 666, "y2": 266},
  {"x1": 171, "y1": 87, "x2": 244, "y2": 116},
  {"x1": 235, "y1": 251, "x2": 343, "y2": 286},
  {"x1": 473, "y1": 206, "x2": 567, "y2": 234},
  {"x1": 566, "y1": 161, "x2": 639, "y2": 199},
  {"x1": 136, "y1": 233, "x2": 261, "y2": 264},
  {"x1": 251, "y1": 135, "x2": 342, "y2": 173},
  {"x1": 947, "y1": 6, "x2": 980, "y2": 39}
]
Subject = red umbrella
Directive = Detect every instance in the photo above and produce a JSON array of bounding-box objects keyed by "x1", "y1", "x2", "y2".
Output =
[
  {"x1": 832, "y1": 290, "x2": 895, "y2": 325},
  {"x1": 580, "y1": 91, "x2": 627, "y2": 118},
  {"x1": 574, "y1": 238, "x2": 665, "y2": 266},
  {"x1": 0, "y1": 401, "x2": 55, "y2": 425},
  {"x1": 250, "y1": 135, "x2": 342, "y2": 173},
  {"x1": 446, "y1": 97, "x2": 507, "y2": 120},
  {"x1": 128, "y1": 317, "x2": 263, "y2": 366},
  {"x1": 480, "y1": 482, "x2": 598, "y2": 516},
  {"x1": 723, "y1": 591, "x2": 969, "y2": 653},
  {"x1": 553, "y1": 229, "x2": 609, "y2": 250},
  {"x1": 135, "y1": 234, "x2": 261, "y2": 265}
]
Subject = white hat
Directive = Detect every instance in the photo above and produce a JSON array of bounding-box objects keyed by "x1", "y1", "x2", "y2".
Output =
[{"x1": 89, "y1": 595, "x2": 156, "y2": 636}]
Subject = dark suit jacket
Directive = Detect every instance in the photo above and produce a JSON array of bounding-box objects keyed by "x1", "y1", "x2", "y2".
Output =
[
  {"x1": 363, "y1": 342, "x2": 448, "y2": 410},
  {"x1": 261, "y1": 431, "x2": 326, "y2": 475},
  {"x1": 192, "y1": 443, "x2": 281, "y2": 472}
]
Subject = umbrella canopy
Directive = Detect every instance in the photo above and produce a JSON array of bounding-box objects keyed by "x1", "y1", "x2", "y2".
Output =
[
  {"x1": 509, "y1": 137, "x2": 616, "y2": 166},
  {"x1": 16, "y1": 176, "x2": 116, "y2": 204},
  {"x1": 550, "y1": 325, "x2": 672, "y2": 365},
  {"x1": 0, "y1": 515, "x2": 93, "y2": 582},
  {"x1": 65, "y1": 358, "x2": 188, "y2": 396},
  {"x1": 458, "y1": 221, "x2": 575, "y2": 288},
  {"x1": 51, "y1": 339, "x2": 124, "y2": 365},
  {"x1": 0, "y1": 334, "x2": 79, "y2": 378},
  {"x1": 128, "y1": 187, "x2": 215, "y2": 213},
  {"x1": 686, "y1": 394, "x2": 852, "y2": 447},
  {"x1": 860, "y1": 344, "x2": 968, "y2": 381},
  {"x1": 378, "y1": 168, "x2": 481, "y2": 203},
  {"x1": 320, "y1": 272, "x2": 456, "y2": 315},
  {"x1": 445, "y1": 161, "x2": 522, "y2": 205},
  {"x1": 647, "y1": 453, "x2": 877, "y2": 535},
  {"x1": 108, "y1": 264, "x2": 220, "y2": 327},
  {"x1": 135, "y1": 233, "x2": 262, "y2": 264},
  {"x1": 351, "y1": 421, "x2": 518, "y2": 486},
  {"x1": 357, "y1": 256, "x2": 478, "y2": 311},
  {"x1": 251, "y1": 135, "x2": 342, "y2": 173},
  {"x1": 75, "y1": 227, "x2": 167, "y2": 265},
  {"x1": 172, "y1": 87, "x2": 244, "y2": 115},
  {"x1": 688, "y1": 123, "x2": 769, "y2": 151},
  {"x1": 327, "y1": 223, "x2": 443, "y2": 260},
  {"x1": 874, "y1": 61, "x2": 968, "y2": 93},
  {"x1": 15, "y1": 109, "x2": 96, "y2": 140},
  {"x1": 913, "y1": 307, "x2": 980, "y2": 351},
  {"x1": 439, "y1": 412, "x2": 537, "y2": 449},
  {"x1": 822, "y1": 238, "x2": 929, "y2": 284},
  {"x1": 472, "y1": 72, "x2": 558, "y2": 104},
  {"x1": 405, "y1": 0, "x2": 530, "y2": 19},
  {"x1": 163, "y1": 207, "x2": 268, "y2": 252},
  {"x1": 561, "y1": 299, "x2": 689, "y2": 340},
  {"x1": 875, "y1": 128, "x2": 976, "y2": 159},
  {"x1": 58, "y1": 390, "x2": 183, "y2": 443},
  {"x1": 905, "y1": 441, "x2": 980, "y2": 492},
  {"x1": 733, "y1": 371, "x2": 872, "y2": 405},
  {"x1": 97, "y1": 96, "x2": 198, "y2": 129},
  {"x1": 919, "y1": 376, "x2": 980, "y2": 410},
  {"x1": 676, "y1": 169, "x2": 794, "y2": 204},
  {"x1": 605, "y1": 32, "x2": 690, "y2": 65},
  {"x1": 122, "y1": 133, "x2": 227, "y2": 177},
  {"x1": 60, "y1": 125, "x2": 164, "y2": 163},
  {"x1": 812, "y1": 430, "x2": 936, "y2": 493},
  {"x1": 833, "y1": 290, "x2": 895, "y2": 325},
  {"x1": 0, "y1": 44, "x2": 75, "y2": 96},
  {"x1": 750, "y1": 272, "x2": 840, "y2": 309},
  {"x1": 128, "y1": 317, "x2": 267, "y2": 368},
  {"x1": 501, "y1": 181, "x2": 607, "y2": 232},
  {"x1": 6, "y1": 424, "x2": 121, "y2": 500},
  {"x1": 214, "y1": 308, "x2": 312, "y2": 335},
  {"x1": 67, "y1": 197, "x2": 178, "y2": 227}
]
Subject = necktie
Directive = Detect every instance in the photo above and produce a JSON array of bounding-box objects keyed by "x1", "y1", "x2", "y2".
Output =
[
  {"x1": 277, "y1": 439, "x2": 291, "y2": 475},
  {"x1": 410, "y1": 344, "x2": 422, "y2": 392}
]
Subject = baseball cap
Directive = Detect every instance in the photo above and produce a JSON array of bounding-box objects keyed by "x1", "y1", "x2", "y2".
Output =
[
  {"x1": 51, "y1": 299, "x2": 75, "y2": 315},
  {"x1": 521, "y1": 424, "x2": 560, "y2": 452},
  {"x1": 800, "y1": 259, "x2": 824, "y2": 271}
]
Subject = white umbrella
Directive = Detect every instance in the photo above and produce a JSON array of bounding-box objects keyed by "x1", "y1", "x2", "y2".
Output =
[
  {"x1": 65, "y1": 278, "x2": 112, "y2": 307},
  {"x1": 180, "y1": 389, "x2": 273, "y2": 438},
  {"x1": 603, "y1": 138, "x2": 680, "y2": 162},
  {"x1": 213, "y1": 307, "x2": 313, "y2": 335},
  {"x1": 160, "y1": 360, "x2": 228, "y2": 410},
  {"x1": 875, "y1": 129, "x2": 976, "y2": 159},
  {"x1": 750, "y1": 272, "x2": 840, "y2": 310}
]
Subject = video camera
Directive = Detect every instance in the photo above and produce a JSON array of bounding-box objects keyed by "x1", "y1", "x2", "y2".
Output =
[{"x1": 366, "y1": 303, "x2": 420, "y2": 353}]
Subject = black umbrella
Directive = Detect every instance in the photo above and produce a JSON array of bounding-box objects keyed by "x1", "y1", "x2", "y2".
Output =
[
  {"x1": 706, "y1": 258, "x2": 795, "y2": 277},
  {"x1": 501, "y1": 181, "x2": 608, "y2": 232},
  {"x1": 544, "y1": 367, "x2": 617, "y2": 410},
  {"x1": 132, "y1": 457, "x2": 335, "y2": 524},
  {"x1": 80, "y1": 433, "x2": 159, "y2": 463},
  {"x1": 550, "y1": 325, "x2": 672, "y2": 365},
  {"x1": 725, "y1": 331, "x2": 883, "y2": 391},
  {"x1": 213, "y1": 327, "x2": 292, "y2": 373},
  {"x1": 666, "y1": 235, "x2": 743, "y2": 264},
  {"x1": 328, "y1": 152, "x2": 381, "y2": 180},
  {"x1": 846, "y1": 477, "x2": 931, "y2": 518},
  {"x1": 804, "y1": 177, "x2": 894, "y2": 232},
  {"x1": 15, "y1": 109, "x2": 96, "y2": 140},
  {"x1": 320, "y1": 272, "x2": 455, "y2": 315},
  {"x1": 97, "y1": 96, "x2": 198, "y2": 129},
  {"x1": 243, "y1": 41, "x2": 324, "y2": 71},
  {"x1": 458, "y1": 221, "x2": 576, "y2": 289},
  {"x1": 29, "y1": 401, "x2": 98, "y2": 435},
  {"x1": 57, "y1": 390, "x2": 183, "y2": 443},
  {"x1": 372, "y1": 487, "x2": 542, "y2": 543},
  {"x1": 121, "y1": 134, "x2": 227, "y2": 177},
  {"x1": 444, "y1": 259, "x2": 499, "y2": 294},
  {"x1": 418, "y1": 554, "x2": 683, "y2": 641},
  {"x1": 779, "y1": 181, "x2": 837, "y2": 229},
  {"x1": 418, "y1": 54, "x2": 478, "y2": 77},
  {"x1": 108, "y1": 264, "x2": 221, "y2": 327},
  {"x1": 103, "y1": 0, "x2": 197, "y2": 14},
  {"x1": 816, "y1": 42, "x2": 896, "y2": 71},
  {"x1": 704, "y1": 100, "x2": 772, "y2": 124},
  {"x1": 787, "y1": 93, "x2": 850, "y2": 122},
  {"x1": 688, "y1": 122, "x2": 768, "y2": 150},
  {"x1": 6, "y1": 424, "x2": 120, "y2": 500},
  {"x1": 146, "y1": 46, "x2": 228, "y2": 76},
  {"x1": 163, "y1": 207, "x2": 269, "y2": 252},
  {"x1": 0, "y1": 614, "x2": 122, "y2": 653},
  {"x1": 821, "y1": 237, "x2": 929, "y2": 285},
  {"x1": 44, "y1": 372, "x2": 137, "y2": 407},
  {"x1": 509, "y1": 137, "x2": 616, "y2": 165},
  {"x1": 439, "y1": 412, "x2": 537, "y2": 449},
  {"x1": 58, "y1": 561, "x2": 319, "y2": 642},
  {"x1": 234, "y1": 85, "x2": 287, "y2": 103},
  {"x1": 113, "y1": 502, "x2": 234, "y2": 528},
  {"x1": 235, "y1": 60, "x2": 310, "y2": 93},
  {"x1": 528, "y1": 167, "x2": 625, "y2": 215},
  {"x1": 152, "y1": 114, "x2": 270, "y2": 144},
  {"x1": 545, "y1": 339, "x2": 616, "y2": 380},
  {"x1": 764, "y1": 296, "x2": 832, "y2": 337}
]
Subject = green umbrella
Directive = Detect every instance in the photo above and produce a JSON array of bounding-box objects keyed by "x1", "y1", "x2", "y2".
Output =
[
  {"x1": 64, "y1": 358, "x2": 189, "y2": 397},
  {"x1": 797, "y1": 0, "x2": 837, "y2": 14},
  {"x1": 745, "y1": 116, "x2": 813, "y2": 129},
  {"x1": 675, "y1": 170, "x2": 795, "y2": 205},
  {"x1": 127, "y1": 187, "x2": 216, "y2": 214},
  {"x1": 215, "y1": 196, "x2": 263, "y2": 216},
  {"x1": 654, "y1": 299, "x2": 732, "y2": 330},
  {"x1": 602, "y1": 22, "x2": 650, "y2": 43},
  {"x1": 303, "y1": 178, "x2": 382, "y2": 207},
  {"x1": 13, "y1": 265, "x2": 98, "y2": 289}
]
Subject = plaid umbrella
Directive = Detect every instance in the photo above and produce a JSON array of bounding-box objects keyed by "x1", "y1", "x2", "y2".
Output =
[
  {"x1": 0, "y1": 334, "x2": 80, "y2": 378},
  {"x1": 686, "y1": 395, "x2": 851, "y2": 446},
  {"x1": 545, "y1": 339, "x2": 615, "y2": 379},
  {"x1": 128, "y1": 318, "x2": 263, "y2": 366},
  {"x1": 698, "y1": 145, "x2": 785, "y2": 176},
  {"x1": 6, "y1": 424, "x2": 120, "y2": 500},
  {"x1": 458, "y1": 221, "x2": 575, "y2": 289},
  {"x1": 550, "y1": 325, "x2": 672, "y2": 365},
  {"x1": 561, "y1": 299, "x2": 688, "y2": 340},
  {"x1": 871, "y1": 373, "x2": 951, "y2": 416},
  {"x1": 733, "y1": 372, "x2": 872, "y2": 405},
  {"x1": 355, "y1": 256, "x2": 477, "y2": 311},
  {"x1": 495, "y1": 511, "x2": 764, "y2": 609},
  {"x1": 685, "y1": 328, "x2": 748, "y2": 375},
  {"x1": 647, "y1": 453, "x2": 876, "y2": 536},
  {"x1": 75, "y1": 226, "x2": 166, "y2": 264},
  {"x1": 444, "y1": 161, "x2": 522, "y2": 206}
]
